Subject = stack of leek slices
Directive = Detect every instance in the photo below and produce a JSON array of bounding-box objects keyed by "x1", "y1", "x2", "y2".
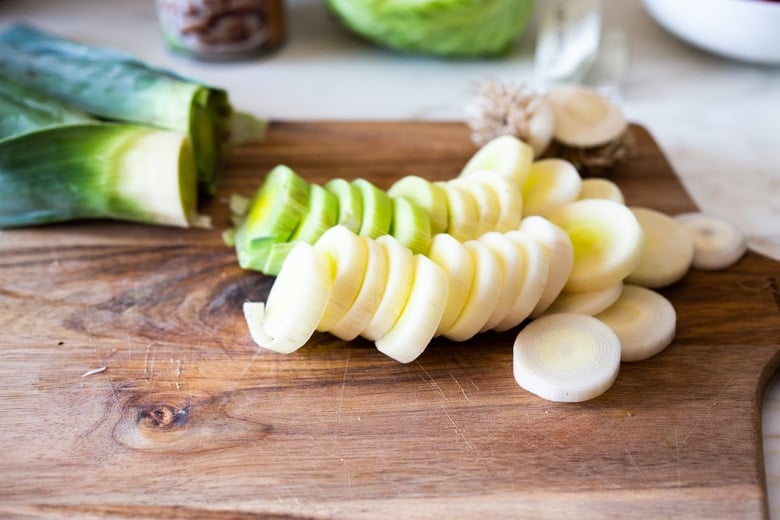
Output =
[{"x1": 237, "y1": 85, "x2": 747, "y2": 403}]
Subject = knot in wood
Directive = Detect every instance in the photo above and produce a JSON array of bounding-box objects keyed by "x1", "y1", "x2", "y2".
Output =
[{"x1": 138, "y1": 404, "x2": 188, "y2": 429}]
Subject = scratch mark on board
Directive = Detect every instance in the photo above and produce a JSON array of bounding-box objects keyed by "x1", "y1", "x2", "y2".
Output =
[
  {"x1": 442, "y1": 406, "x2": 474, "y2": 451},
  {"x1": 143, "y1": 343, "x2": 158, "y2": 392},
  {"x1": 449, "y1": 371, "x2": 471, "y2": 401},
  {"x1": 611, "y1": 419, "x2": 643, "y2": 482},
  {"x1": 624, "y1": 446, "x2": 647, "y2": 484},
  {"x1": 710, "y1": 374, "x2": 735, "y2": 409},
  {"x1": 282, "y1": 485, "x2": 302, "y2": 506},
  {"x1": 679, "y1": 374, "x2": 735, "y2": 448},
  {"x1": 344, "y1": 461, "x2": 354, "y2": 498},
  {"x1": 149, "y1": 347, "x2": 156, "y2": 384},
  {"x1": 329, "y1": 349, "x2": 352, "y2": 455},
  {"x1": 143, "y1": 343, "x2": 151, "y2": 377},
  {"x1": 337, "y1": 349, "x2": 351, "y2": 425},
  {"x1": 174, "y1": 358, "x2": 182, "y2": 390},
  {"x1": 106, "y1": 377, "x2": 119, "y2": 403},
  {"x1": 237, "y1": 348, "x2": 261, "y2": 381},
  {"x1": 674, "y1": 425, "x2": 683, "y2": 488},
  {"x1": 417, "y1": 361, "x2": 448, "y2": 401}
]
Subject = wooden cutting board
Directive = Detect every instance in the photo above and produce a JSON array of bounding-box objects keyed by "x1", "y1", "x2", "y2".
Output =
[{"x1": 1, "y1": 122, "x2": 779, "y2": 519}]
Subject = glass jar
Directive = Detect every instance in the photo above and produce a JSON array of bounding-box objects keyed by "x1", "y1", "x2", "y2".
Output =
[{"x1": 156, "y1": 0, "x2": 285, "y2": 60}]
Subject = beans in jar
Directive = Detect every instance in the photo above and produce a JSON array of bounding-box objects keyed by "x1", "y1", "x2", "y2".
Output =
[{"x1": 156, "y1": 0, "x2": 285, "y2": 59}]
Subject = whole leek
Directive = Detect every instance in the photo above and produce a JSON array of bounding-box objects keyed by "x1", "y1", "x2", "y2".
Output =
[
  {"x1": 0, "y1": 24, "x2": 231, "y2": 194},
  {"x1": 0, "y1": 124, "x2": 203, "y2": 229}
]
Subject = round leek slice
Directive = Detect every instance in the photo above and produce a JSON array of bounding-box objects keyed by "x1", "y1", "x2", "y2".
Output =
[{"x1": 513, "y1": 313, "x2": 621, "y2": 402}]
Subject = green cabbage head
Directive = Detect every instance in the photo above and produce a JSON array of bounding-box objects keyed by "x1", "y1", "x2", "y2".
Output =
[{"x1": 327, "y1": 0, "x2": 536, "y2": 57}]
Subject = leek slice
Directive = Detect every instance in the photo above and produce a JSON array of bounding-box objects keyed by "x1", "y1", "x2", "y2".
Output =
[{"x1": 513, "y1": 313, "x2": 621, "y2": 402}]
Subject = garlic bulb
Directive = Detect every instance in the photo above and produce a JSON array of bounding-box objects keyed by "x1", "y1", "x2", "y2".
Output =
[{"x1": 468, "y1": 79, "x2": 555, "y2": 157}]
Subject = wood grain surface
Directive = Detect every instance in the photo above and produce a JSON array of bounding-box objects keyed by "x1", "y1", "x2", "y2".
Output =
[{"x1": 1, "y1": 122, "x2": 779, "y2": 519}]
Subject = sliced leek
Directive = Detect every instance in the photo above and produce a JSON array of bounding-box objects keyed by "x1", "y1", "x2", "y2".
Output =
[
  {"x1": 519, "y1": 216, "x2": 574, "y2": 317},
  {"x1": 329, "y1": 237, "x2": 389, "y2": 341},
  {"x1": 451, "y1": 177, "x2": 501, "y2": 237},
  {"x1": 428, "y1": 233, "x2": 475, "y2": 336},
  {"x1": 244, "y1": 241, "x2": 332, "y2": 354},
  {"x1": 674, "y1": 212, "x2": 747, "y2": 270},
  {"x1": 443, "y1": 240, "x2": 502, "y2": 342},
  {"x1": 435, "y1": 181, "x2": 479, "y2": 241},
  {"x1": 324, "y1": 178, "x2": 363, "y2": 234},
  {"x1": 550, "y1": 199, "x2": 644, "y2": 292},
  {"x1": 513, "y1": 313, "x2": 621, "y2": 402},
  {"x1": 626, "y1": 207, "x2": 694, "y2": 288},
  {"x1": 375, "y1": 254, "x2": 447, "y2": 363},
  {"x1": 494, "y1": 230, "x2": 551, "y2": 332},
  {"x1": 233, "y1": 165, "x2": 310, "y2": 272},
  {"x1": 478, "y1": 232, "x2": 526, "y2": 332},
  {"x1": 577, "y1": 177, "x2": 625, "y2": 203},
  {"x1": 390, "y1": 195, "x2": 432, "y2": 255},
  {"x1": 459, "y1": 134, "x2": 534, "y2": 184},
  {"x1": 596, "y1": 285, "x2": 676, "y2": 362},
  {"x1": 522, "y1": 158, "x2": 582, "y2": 219},
  {"x1": 387, "y1": 175, "x2": 448, "y2": 235},
  {"x1": 361, "y1": 235, "x2": 415, "y2": 341},
  {"x1": 313, "y1": 225, "x2": 369, "y2": 332},
  {"x1": 476, "y1": 171, "x2": 525, "y2": 233},
  {"x1": 543, "y1": 282, "x2": 623, "y2": 317},
  {"x1": 546, "y1": 84, "x2": 627, "y2": 148}
]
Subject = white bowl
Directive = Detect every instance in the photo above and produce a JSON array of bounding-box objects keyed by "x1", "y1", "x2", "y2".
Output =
[{"x1": 641, "y1": 0, "x2": 780, "y2": 65}]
